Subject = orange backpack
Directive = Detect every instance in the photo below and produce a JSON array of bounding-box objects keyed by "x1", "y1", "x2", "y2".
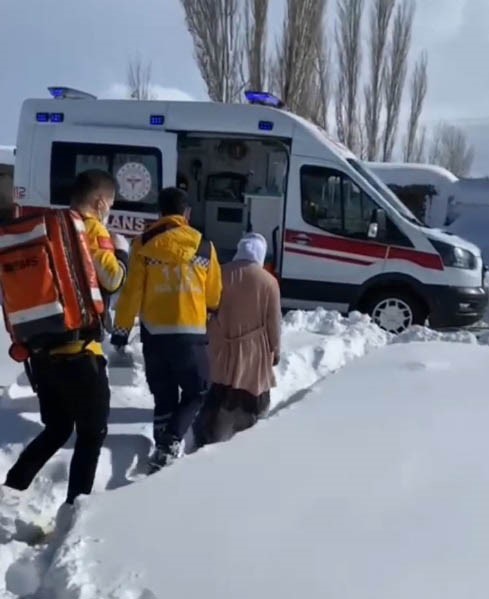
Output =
[{"x1": 0, "y1": 207, "x2": 104, "y2": 360}]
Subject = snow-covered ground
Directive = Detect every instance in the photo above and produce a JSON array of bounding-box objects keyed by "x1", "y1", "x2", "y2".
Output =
[{"x1": 1, "y1": 310, "x2": 489, "y2": 597}]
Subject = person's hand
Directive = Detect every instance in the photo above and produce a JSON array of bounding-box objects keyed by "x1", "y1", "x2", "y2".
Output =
[{"x1": 273, "y1": 352, "x2": 280, "y2": 366}]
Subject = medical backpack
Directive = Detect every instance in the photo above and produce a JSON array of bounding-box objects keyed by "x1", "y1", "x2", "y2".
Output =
[{"x1": 0, "y1": 207, "x2": 105, "y2": 359}]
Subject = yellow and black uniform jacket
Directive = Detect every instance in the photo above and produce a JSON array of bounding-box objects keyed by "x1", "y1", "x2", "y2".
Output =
[
  {"x1": 113, "y1": 215, "x2": 222, "y2": 341},
  {"x1": 52, "y1": 213, "x2": 126, "y2": 357}
]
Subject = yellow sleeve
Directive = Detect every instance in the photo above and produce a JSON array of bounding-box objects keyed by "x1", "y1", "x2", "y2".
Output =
[
  {"x1": 206, "y1": 243, "x2": 222, "y2": 312},
  {"x1": 113, "y1": 238, "x2": 145, "y2": 334},
  {"x1": 84, "y1": 217, "x2": 126, "y2": 294}
]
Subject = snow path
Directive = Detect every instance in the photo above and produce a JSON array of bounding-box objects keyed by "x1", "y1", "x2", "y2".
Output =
[{"x1": 1, "y1": 310, "x2": 488, "y2": 597}]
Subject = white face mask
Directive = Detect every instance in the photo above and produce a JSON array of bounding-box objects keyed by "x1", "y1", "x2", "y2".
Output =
[{"x1": 97, "y1": 199, "x2": 111, "y2": 225}]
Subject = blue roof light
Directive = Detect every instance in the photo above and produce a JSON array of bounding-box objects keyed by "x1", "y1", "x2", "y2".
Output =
[
  {"x1": 150, "y1": 115, "x2": 165, "y2": 126},
  {"x1": 245, "y1": 90, "x2": 284, "y2": 108},
  {"x1": 50, "y1": 112, "x2": 64, "y2": 123},
  {"x1": 36, "y1": 112, "x2": 50, "y2": 122},
  {"x1": 47, "y1": 86, "x2": 97, "y2": 100},
  {"x1": 49, "y1": 87, "x2": 65, "y2": 99},
  {"x1": 259, "y1": 120, "x2": 274, "y2": 131}
]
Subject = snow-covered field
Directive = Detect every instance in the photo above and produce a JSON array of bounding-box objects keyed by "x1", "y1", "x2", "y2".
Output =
[{"x1": 1, "y1": 310, "x2": 489, "y2": 598}]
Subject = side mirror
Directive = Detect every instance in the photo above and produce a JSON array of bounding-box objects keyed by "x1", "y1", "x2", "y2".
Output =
[{"x1": 368, "y1": 208, "x2": 387, "y2": 239}]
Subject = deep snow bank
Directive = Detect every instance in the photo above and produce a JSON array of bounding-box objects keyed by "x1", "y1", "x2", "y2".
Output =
[
  {"x1": 40, "y1": 341, "x2": 489, "y2": 599},
  {"x1": 0, "y1": 309, "x2": 390, "y2": 597}
]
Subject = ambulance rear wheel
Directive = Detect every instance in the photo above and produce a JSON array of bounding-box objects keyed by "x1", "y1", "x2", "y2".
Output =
[{"x1": 364, "y1": 289, "x2": 427, "y2": 335}]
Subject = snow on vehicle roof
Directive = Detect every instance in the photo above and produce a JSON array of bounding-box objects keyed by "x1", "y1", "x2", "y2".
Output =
[
  {"x1": 367, "y1": 161, "x2": 459, "y2": 186},
  {"x1": 0, "y1": 145, "x2": 14, "y2": 165}
]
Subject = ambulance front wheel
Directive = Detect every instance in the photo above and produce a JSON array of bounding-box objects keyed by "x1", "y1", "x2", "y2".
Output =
[{"x1": 364, "y1": 289, "x2": 428, "y2": 335}]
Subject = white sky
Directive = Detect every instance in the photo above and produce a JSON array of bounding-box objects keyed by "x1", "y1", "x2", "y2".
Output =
[{"x1": 1, "y1": 0, "x2": 488, "y2": 172}]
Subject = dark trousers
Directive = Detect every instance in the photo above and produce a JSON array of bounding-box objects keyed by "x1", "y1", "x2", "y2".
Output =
[
  {"x1": 194, "y1": 383, "x2": 270, "y2": 447},
  {"x1": 5, "y1": 352, "x2": 110, "y2": 504},
  {"x1": 143, "y1": 336, "x2": 209, "y2": 447}
]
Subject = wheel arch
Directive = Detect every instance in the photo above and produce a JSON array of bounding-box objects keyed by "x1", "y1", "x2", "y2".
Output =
[{"x1": 352, "y1": 273, "x2": 432, "y2": 315}]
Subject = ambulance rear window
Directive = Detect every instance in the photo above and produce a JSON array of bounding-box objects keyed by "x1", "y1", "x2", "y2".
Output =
[{"x1": 50, "y1": 142, "x2": 162, "y2": 213}]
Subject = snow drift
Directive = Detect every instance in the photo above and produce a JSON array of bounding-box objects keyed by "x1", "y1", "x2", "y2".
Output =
[
  {"x1": 39, "y1": 341, "x2": 489, "y2": 599},
  {"x1": 0, "y1": 309, "x2": 390, "y2": 597}
]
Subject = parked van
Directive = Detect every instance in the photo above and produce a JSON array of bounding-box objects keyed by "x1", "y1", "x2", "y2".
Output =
[
  {"x1": 366, "y1": 162, "x2": 458, "y2": 227},
  {"x1": 13, "y1": 87, "x2": 488, "y2": 333},
  {"x1": 445, "y1": 178, "x2": 489, "y2": 225}
]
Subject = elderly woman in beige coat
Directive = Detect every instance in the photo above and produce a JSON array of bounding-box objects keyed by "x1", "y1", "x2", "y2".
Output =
[{"x1": 193, "y1": 233, "x2": 281, "y2": 446}]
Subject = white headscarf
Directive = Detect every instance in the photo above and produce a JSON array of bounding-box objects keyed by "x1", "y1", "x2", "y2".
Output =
[{"x1": 233, "y1": 232, "x2": 268, "y2": 267}]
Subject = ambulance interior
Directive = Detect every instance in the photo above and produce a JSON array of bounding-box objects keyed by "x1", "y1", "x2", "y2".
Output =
[{"x1": 177, "y1": 136, "x2": 289, "y2": 266}]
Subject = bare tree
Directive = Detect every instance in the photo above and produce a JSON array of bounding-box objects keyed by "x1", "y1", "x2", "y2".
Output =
[
  {"x1": 428, "y1": 122, "x2": 475, "y2": 177},
  {"x1": 335, "y1": 0, "x2": 365, "y2": 153},
  {"x1": 245, "y1": 0, "x2": 269, "y2": 90},
  {"x1": 273, "y1": 0, "x2": 327, "y2": 118},
  {"x1": 381, "y1": 0, "x2": 414, "y2": 161},
  {"x1": 127, "y1": 55, "x2": 153, "y2": 100},
  {"x1": 180, "y1": 0, "x2": 244, "y2": 103},
  {"x1": 309, "y1": 21, "x2": 331, "y2": 131},
  {"x1": 411, "y1": 124, "x2": 427, "y2": 162},
  {"x1": 364, "y1": 0, "x2": 395, "y2": 160},
  {"x1": 403, "y1": 50, "x2": 428, "y2": 161}
]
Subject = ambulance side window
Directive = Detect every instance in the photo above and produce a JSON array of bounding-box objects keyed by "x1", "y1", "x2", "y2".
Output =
[
  {"x1": 50, "y1": 142, "x2": 162, "y2": 213},
  {"x1": 301, "y1": 165, "x2": 377, "y2": 239}
]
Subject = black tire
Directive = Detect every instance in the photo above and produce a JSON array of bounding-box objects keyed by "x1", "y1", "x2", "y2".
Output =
[{"x1": 363, "y1": 288, "x2": 428, "y2": 334}]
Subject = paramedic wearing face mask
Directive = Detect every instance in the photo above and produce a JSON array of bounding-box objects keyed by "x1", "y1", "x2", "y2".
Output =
[
  {"x1": 3, "y1": 169, "x2": 128, "y2": 506},
  {"x1": 111, "y1": 187, "x2": 222, "y2": 473},
  {"x1": 193, "y1": 233, "x2": 281, "y2": 447}
]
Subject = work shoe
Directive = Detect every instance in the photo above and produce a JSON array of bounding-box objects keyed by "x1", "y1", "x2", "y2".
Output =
[{"x1": 147, "y1": 438, "x2": 181, "y2": 474}]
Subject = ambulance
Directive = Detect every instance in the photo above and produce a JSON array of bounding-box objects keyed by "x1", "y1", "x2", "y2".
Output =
[{"x1": 12, "y1": 86, "x2": 488, "y2": 333}]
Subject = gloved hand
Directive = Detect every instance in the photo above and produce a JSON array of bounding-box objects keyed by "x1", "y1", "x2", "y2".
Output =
[
  {"x1": 273, "y1": 352, "x2": 280, "y2": 367},
  {"x1": 110, "y1": 232, "x2": 130, "y2": 269},
  {"x1": 110, "y1": 329, "x2": 129, "y2": 349}
]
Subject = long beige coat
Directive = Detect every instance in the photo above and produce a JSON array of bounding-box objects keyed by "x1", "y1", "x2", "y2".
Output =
[{"x1": 208, "y1": 261, "x2": 281, "y2": 397}]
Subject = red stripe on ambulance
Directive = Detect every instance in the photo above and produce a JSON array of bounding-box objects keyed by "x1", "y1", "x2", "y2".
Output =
[{"x1": 285, "y1": 229, "x2": 444, "y2": 271}]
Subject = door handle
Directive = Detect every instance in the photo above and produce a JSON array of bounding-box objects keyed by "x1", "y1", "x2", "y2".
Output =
[{"x1": 290, "y1": 233, "x2": 311, "y2": 245}]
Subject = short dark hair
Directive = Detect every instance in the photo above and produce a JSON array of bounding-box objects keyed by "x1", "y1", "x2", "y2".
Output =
[
  {"x1": 158, "y1": 187, "x2": 188, "y2": 216},
  {"x1": 71, "y1": 169, "x2": 116, "y2": 206}
]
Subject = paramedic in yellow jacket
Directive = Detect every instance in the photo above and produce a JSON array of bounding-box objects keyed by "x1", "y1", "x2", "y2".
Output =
[
  {"x1": 111, "y1": 187, "x2": 222, "y2": 472},
  {"x1": 4, "y1": 169, "x2": 128, "y2": 506}
]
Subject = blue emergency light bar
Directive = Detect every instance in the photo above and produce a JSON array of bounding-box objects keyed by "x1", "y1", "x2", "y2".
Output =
[
  {"x1": 245, "y1": 90, "x2": 284, "y2": 108},
  {"x1": 36, "y1": 112, "x2": 64, "y2": 123},
  {"x1": 48, "y1": 86, "x2": 97, "y2": 100},
  {"x1": 50, "y1": 112, "x2": 64, "y2": 123},
  {"x1": 258, "y1": 120, "x2": 274, "y2": 131},
  {"x1": 150, "y1": 115, "x2": 165, "y2": 126}
]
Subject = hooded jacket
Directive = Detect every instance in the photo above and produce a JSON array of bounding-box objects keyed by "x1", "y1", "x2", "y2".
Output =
[{"x1": 113, "y1": 215, "x2": 222, "y2": 342}]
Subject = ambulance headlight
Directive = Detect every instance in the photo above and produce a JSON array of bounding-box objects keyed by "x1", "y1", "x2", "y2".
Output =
[
  {"x1": 452, "y1": 247, "x2": 476, "y2": 269},
  {"x1": 431, "y1": 239, "x2": 476, "y2": 270}
]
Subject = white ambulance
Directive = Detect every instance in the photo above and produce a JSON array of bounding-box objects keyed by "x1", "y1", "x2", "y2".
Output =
[{"x1": 12, "y1": 87, "x2": 488, "y2": 333}]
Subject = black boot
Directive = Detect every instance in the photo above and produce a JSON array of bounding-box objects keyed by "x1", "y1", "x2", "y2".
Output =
[{"x1": 148, "y1": 435, "x2": 181, "y2": 475}]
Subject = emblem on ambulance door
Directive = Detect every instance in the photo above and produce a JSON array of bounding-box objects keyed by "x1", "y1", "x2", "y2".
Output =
[{"x1": 116, "y1": 162, "x2": 152, "y2": 202}]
